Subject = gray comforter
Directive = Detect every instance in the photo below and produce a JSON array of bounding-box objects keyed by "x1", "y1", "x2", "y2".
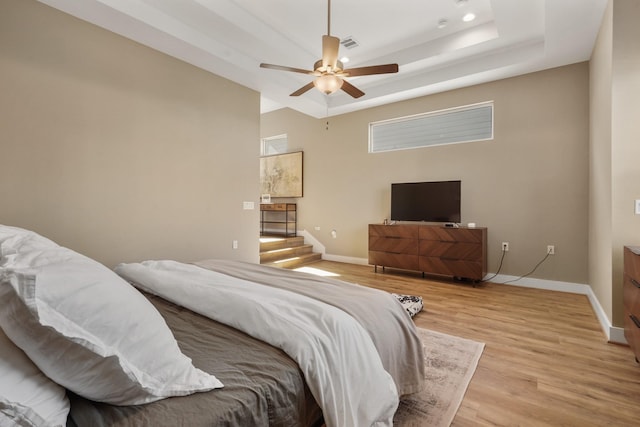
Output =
[
  {"x1": 69, "y1": 260, "x2": 424, "y2": 426},
  {"x1": 194, "y1": 259, "x2": 425, "y2": 396},
  {"x1": 69, "y1": 291, "x2": 323, "y2": 426}
]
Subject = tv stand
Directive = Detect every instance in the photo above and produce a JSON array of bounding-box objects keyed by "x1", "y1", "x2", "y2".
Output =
[{"x1": 368, "y1": 223, "x2": 487, "y2": 282}]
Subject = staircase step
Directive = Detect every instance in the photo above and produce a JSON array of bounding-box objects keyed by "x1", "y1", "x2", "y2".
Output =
[
  {"x1": 259, "y1": 236, "x2": 305, "y2": 252},
  {"x1": 259, "y1": 244, "x2": 314, "y2": 263},
  {"x1": 259, "y1": 236, "x2": 322, "y2": 269},
  {"x1": 262, "y1": 252, "x2": 323, "y2": 269}
]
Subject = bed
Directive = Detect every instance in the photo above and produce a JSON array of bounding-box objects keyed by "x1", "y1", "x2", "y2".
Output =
[
  {"x1": 68, "y1": 290, "x2": 324, "y2": 427},
  {"x1": 0, "y1": 225, "x2": 424, "y2": 427}
]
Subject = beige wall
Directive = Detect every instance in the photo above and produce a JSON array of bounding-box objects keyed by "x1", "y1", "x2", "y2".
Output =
[
  {"x1": 590, "y1": 2, "x2": 614, "y2": 325},
  {"x1": 262, "y1": 64, "x2": 590, "y2": 284},
  {"x1": 611, "y1": 0, "x2": 640, "y2": 327},
  {"x1": 590, "y1": 0, "x2": 640, "y2": 327},
  {"x1": 0, "y1": 0, "x2": 260, "y2": 267},
  {"x1": 611, "y1": 0, "x2": 640, "y2": 326}
]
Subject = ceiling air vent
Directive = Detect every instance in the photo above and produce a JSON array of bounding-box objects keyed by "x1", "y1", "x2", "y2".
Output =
[{"x1": 340, "y1": 36, "x2": 359, "y2": 50}]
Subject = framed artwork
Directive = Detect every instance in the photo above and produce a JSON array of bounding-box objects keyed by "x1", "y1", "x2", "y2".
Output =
[{"x1": 260, "y1": 151, "x2": 303, "y2": 198}]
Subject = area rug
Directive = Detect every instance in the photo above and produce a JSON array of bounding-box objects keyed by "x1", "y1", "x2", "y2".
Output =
[{"x1": 393, "y1": 328, "x2": 485, "y2": 426}]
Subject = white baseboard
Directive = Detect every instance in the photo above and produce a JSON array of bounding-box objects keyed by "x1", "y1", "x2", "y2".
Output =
[
  {"x1": 299, "y1": 230, "x2": 370, "y2": 266},
  {"x1": 298, "y1": 230, "x2": 325, "y2": 256},
  {"x1": 298, "y1": 232, "x2": 623, "y2": 345},
  {"x1": 488, "y1": 274, "x2": 624, "y2": 344},
  {"x1": 609, "y1": 326, "x2": 627, "y2": 344}
]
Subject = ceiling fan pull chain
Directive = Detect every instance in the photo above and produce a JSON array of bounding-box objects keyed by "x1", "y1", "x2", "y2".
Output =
[
  {"x1": 326, "y1": 103, "x2": 329, "y2": 130},
  {"x1": 327, "y1": 0, "x2": 331, "y2": 36}
]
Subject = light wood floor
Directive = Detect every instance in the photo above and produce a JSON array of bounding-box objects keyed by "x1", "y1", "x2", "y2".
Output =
[{"x1": 302, "y1": 260, "x2": 640, "y2": 426}]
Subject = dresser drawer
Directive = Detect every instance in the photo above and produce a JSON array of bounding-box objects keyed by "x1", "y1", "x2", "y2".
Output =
[
  {"x1": 624, "y1": 313, "x2": 640, "y2": 358},
  {"x1": 419, "y1": 240, "x2": 482, "y2": 261},
  {"x1": 369, "y1": 251, "x2": 419, "y2": 271},
  {"x1": 369, "y1": 224, "x2": 419, "y2": 239},
  {"x1": 419, "y1": 226, "x2": 485, "y2": 243},
  {"x1": 623, "y1": 275, "x2": 640, "y2": 315},
  {"x1": 623, "y1": 246, "x2": 640, "y2": 362},
  {"x1": 419, "y1": 257, "x2": 483, "y2": 281},
  {"x1": 369, "y1": 236, "x2": 418, "y2": 254},
  {"x1": 624, "y1": 246, "x2": 640, "y2": 281}
]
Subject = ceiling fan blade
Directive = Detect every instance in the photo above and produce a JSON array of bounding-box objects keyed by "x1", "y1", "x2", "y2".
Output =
[
  {"x1": 290, "y1": 82, "x2": 316, "y2": 97},
  {"x1": 342, "y1": 63, "x2": 399, "y2": 77},
  {"x1": 260, "y1": 63, "x2": 315, "y2": 75},
  {"x1": 322, "y1": 35, "x2": 340, "y2": 69},
  {"x1": 340, "y1": 79, "x2": 365, "y2": 98}
]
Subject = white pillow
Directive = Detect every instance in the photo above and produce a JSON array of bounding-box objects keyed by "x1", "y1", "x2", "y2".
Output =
[
  {"x1": 0, "y1": 224, "x2": 45, "y2": 242},
  {"x1": 2, "y1": 245, "x2": 76, "y2": 271},
  {"x1": 0, "y1": 225, "x2": 59, "y2": 268},
  {"x1": 0, "y1": 246, "x2": 223, "y2": 405},
  {"x1": 0, "y1": 327, "x2": 69, "y2": 427}
]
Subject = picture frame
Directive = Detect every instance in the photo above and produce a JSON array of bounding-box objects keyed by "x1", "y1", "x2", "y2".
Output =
[{"x1": 260, "y1": 151, "x2": 303, "y2": 198}]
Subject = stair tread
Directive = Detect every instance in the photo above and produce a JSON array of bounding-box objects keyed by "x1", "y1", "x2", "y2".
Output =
[
  {"x1": 259, "y1": 236, "x2": 305, "y2": 252},
  {"x1": 260, "y1": 244, "x2": 314, "y2": 255},
  {"x1": 262, "y1": 252, "x2": 322, "y2": 269},
  {"x1": 259, "y1": 235, "x2": 321, "y2": 269}
]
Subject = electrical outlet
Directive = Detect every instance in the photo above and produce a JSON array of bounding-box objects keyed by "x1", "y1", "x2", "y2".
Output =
[
  {"x1": 547, "y1": 245, "x2": 555, "y2": 255},
  {"x1": 232, "y1": 240, "x2": 238, "y2": 249},
  {"x1": 502, "y1": 242, "x2": 509, "y2": 252}
]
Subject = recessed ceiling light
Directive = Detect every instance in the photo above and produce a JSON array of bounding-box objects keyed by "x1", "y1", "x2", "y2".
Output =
[
  {"x1": 340, "y1": 56, "x2": 350, "y2": 63},
  {"x1": 455, "y1": 0, "x2": 468, "y2": 7},
  {"x1": 462, "y1": 12, "x2": 476, "y2": 22},
  {"x1": 437, "y1": 19, "x2": 448, "y2": 29}
]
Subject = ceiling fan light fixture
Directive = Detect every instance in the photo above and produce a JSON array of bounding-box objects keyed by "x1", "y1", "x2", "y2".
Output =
[
  {"x1": 314, "y1": 74, "x2": 344, "y2": 95},
  {"x1": 314, "y1": 59, "x2": 344, "y2": 74},
  {"x1": 260, "y1": 0, "x2": 397, "y2": 99}
]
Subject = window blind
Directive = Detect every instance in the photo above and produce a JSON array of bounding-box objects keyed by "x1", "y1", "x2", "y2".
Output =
[{"x1": 369, "y1": 102, "x2": 493, "y2": 153}]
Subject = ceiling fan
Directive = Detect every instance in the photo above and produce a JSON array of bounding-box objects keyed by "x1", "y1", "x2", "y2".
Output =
[{"x1": 259, "y1": 0, "x2": 399, "y2": 99}]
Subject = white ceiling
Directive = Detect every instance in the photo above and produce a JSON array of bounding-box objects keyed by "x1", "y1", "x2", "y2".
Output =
[{"x1": 38, "y1": 0, "x2": 607, "y2": 118}]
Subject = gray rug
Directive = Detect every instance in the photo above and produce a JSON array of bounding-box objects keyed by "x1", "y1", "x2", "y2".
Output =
[{"x1": 394, "y1": 328, "x2": 485, "y2": 426}]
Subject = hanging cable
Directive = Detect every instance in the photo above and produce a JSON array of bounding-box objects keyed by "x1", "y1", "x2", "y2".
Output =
[
  {"x1": 482, "y1": 248, "x2": 506, "y2": 283},
  {"x1": 501, "y1": 251, "x2": 552, "y2": 285}
]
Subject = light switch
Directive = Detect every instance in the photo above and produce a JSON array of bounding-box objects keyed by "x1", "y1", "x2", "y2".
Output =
[
  {"x1": 635, "y1": 199, "x2": 640, "y2": 215},
  {"x1": 243, "y1": 201, "x2": 255, "y2": 210}
]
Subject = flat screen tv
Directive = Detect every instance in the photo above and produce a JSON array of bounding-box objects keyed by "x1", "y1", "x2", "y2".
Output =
[{"x1": 391, "y1": 180, "x2": 461, "y2": 223}]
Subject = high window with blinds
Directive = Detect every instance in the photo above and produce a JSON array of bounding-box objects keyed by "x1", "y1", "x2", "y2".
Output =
[{"x1": 368, "y1": 102, "x2": 494, "y2": 153}]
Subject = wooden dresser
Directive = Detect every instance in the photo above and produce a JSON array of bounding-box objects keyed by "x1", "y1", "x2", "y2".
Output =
[
  {"x1": 369, "y1": 224, "x2": 487, "y2": 282},
  {"x1": 623, "y1": 246, "x2": 640, "y2": 362}
]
